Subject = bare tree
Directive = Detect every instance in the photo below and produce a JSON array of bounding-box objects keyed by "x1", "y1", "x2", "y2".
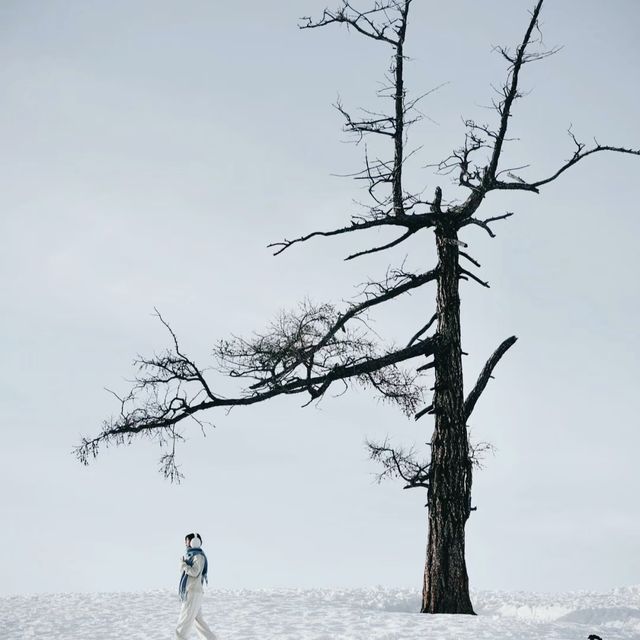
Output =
[{"x1": 76, "y1": 0, "x2": 640, "y2": 614}]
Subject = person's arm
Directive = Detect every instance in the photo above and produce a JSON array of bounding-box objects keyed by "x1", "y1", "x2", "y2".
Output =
[{"x1": 181, "y1": 554, "x2": 203, "y2": 578}]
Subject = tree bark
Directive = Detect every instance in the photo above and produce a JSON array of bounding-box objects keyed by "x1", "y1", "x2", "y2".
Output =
[{"x1": 421, "y1": 223, "x2": 475, "y2": 614}]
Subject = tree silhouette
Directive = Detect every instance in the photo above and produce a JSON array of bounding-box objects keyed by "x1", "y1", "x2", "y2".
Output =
[{"x1": 77, "y1": 0, "x2": 640, "y2": 613}]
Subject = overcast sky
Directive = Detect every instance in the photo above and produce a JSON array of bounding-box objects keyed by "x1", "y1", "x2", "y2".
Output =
[{"x1": 1, "y1": 0, "x2": 639, "y2": 597}]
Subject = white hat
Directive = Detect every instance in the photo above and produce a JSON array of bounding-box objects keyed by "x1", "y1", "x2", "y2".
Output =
[{"x1": 189, "y1": 536, "x2": 202, "y2": 549}]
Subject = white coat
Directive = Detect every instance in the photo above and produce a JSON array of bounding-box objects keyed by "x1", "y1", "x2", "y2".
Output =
[{"x1": 180, "y1": 554, "x2": 206, "y2": 595}]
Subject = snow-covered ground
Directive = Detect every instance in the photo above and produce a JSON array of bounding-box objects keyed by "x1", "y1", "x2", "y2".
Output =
[{"x1": 2, "y1": 585, "x2": 640, "y2": 640}]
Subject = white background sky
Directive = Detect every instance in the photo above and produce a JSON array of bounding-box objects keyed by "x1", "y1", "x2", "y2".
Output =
[{"x1": 1, "y1": 0, "x2": 639, "y2": 596}]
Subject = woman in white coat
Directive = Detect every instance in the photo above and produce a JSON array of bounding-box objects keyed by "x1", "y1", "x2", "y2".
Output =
[{"x1": 176, "y1": 533, "x2": 218, "y2": 640}]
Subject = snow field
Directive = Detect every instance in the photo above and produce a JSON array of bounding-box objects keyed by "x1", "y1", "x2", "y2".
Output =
[{"x1": 2, "y1": 585, "x2": 640, "y2": 640}]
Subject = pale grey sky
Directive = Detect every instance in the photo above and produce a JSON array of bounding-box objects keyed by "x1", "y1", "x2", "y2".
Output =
[{"x1": 1, "y1": 0, "x2": 639, "y2": 596}]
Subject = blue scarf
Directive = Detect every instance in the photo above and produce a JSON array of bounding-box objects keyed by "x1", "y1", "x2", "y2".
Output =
[{"x1": 178, "y1": 547, "x2": 208, "y2": 601}]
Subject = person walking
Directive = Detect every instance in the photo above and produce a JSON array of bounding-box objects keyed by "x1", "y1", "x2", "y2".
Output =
[{"x1": 176, "y1": 532, "x2": 218, "y2": 640}]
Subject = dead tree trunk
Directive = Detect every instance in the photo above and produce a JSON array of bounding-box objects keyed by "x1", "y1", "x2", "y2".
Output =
[{"x1": 422, "y1": 224, "x2": 474, "y2": 614}]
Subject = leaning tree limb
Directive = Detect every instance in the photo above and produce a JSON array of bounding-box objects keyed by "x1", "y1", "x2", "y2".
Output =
[
  {"x1": 76, "y1": 331, "x2": 440, "y2": 469},
  {"x1": 464, "y1": 336, "x2": 518, "y2": 421}
]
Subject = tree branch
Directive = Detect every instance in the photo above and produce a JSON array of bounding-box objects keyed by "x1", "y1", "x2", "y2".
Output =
[
  {"x1": 345, "y1": 228, "x2": 417, "y2": 260},
  {"x1": 459, "y1": 267, "x2": 490, "y2": 289},
  {"x1": 255, "y1": 266, "x2": 440, "y2": 388},
  {"x1": 268, "y1": 211, "x2": 439, "y2": 257},
  {"x1": 485, "y1": 0, "x2": 546, "y2": 185},
  {"x1": 366, "y1": 437, "x2": 430, "y2": 489},
  {"x1": 531, "y1": 143, "x2": 640, "y2": 188},
  {"x1": 300, "y1": 2, "x2": 403, "y2": 45},
  {"x1": 77, "y1": 330, "x2": 440, "y2": 469},
  {"x1": 407, "y1": 313, "x2": 437, "y2": 347},
  {"x1": 490, "y1": 142, "x2": 640, "y2": 193},
  {"x1": 464, "y1": 336, "x2": 518, "y2": 420}
]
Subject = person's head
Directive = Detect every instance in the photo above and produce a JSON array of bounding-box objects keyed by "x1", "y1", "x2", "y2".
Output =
[{"x1": 185, "y1": 532, "x2": 203, "y2": 549}]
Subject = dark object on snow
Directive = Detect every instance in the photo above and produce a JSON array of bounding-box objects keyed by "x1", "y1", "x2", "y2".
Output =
[{"x1": 588, "y1": 634, "x2": 603, "y2": 640}]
